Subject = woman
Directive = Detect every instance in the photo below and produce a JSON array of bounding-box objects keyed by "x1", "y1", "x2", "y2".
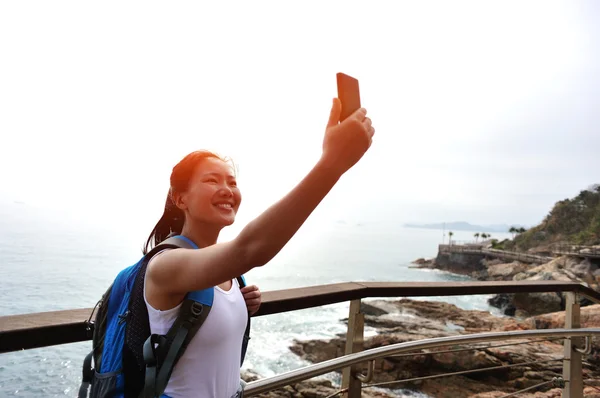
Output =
[{"x1": 143, "y1": 98, "x2": 375, "y2": 397}]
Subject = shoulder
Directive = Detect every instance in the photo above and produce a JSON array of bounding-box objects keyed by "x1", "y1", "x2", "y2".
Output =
[{"x1": 145, "y1": 248, "x2": 187, "y2": 310}]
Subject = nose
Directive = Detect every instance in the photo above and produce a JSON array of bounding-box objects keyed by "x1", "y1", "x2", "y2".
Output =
[{"x1": 218, "y1": 185, "x2": 233, "y2": 197}]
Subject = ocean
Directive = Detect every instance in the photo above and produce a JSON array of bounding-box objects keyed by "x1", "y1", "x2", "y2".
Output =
[{"x1": 0, "y1": 202, "x2": 511, "y2": 397}]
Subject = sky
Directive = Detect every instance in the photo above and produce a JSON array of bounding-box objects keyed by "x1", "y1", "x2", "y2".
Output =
[{"x1": 0, "y1": 1, "x2": 598, "y2": 240}]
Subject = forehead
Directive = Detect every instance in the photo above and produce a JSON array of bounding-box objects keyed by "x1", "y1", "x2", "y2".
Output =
[{"x1": 195, "y1": 157, "x2": 236, "y2": 178}]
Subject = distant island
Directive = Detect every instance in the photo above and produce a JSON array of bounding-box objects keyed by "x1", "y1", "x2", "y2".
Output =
[{"x1": 404, "y1": 221, "x2": 526, "y2": 233}]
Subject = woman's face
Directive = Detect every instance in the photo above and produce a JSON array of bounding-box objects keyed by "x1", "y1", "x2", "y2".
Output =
[{"x1": 178, "y1": 157, "x2": 241, "y2": 228}]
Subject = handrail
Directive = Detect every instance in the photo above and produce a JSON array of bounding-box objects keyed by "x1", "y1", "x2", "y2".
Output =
[
  {"x1": 244, "y1": 328, "x2": 600, "y2": 396},
  {"x1": 1, "y1": 281, "x2": 600, "y2": 353},
  {"x1": 440, "y1": 243, "x2": 600, "y2": 259},
  {"x1": 438, "y1": 245, "x2": 554, "y2": 263}
]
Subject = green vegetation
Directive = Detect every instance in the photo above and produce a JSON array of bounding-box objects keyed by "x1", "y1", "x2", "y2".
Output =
[
  {"x1": 509, "y1": 226, "x2": 527, "y2": 239},
  {"x1": 491, "y1": 238, "x2": 510, "y2": 250},
  {"x1": 507, "y1": 184, "x2": 600, "y2": 251}
]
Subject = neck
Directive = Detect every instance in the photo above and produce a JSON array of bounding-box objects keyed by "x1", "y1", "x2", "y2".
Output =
[{"x1": 180, "y1": 220, "x2": 222, "y2": 248}]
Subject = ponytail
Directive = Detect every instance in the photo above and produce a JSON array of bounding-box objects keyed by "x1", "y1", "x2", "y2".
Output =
[{"x1": 143, "y1": 191, "x2": 185, "y2": 254}]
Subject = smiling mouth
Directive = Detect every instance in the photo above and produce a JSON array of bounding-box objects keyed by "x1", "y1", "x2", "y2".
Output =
[{"x1": 215, "y1": 203, "x2": 233, "y2": 210}]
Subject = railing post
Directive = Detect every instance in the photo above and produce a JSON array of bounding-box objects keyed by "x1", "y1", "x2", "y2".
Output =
[
  {"x1": 342, "y1": 299, "x2": 364, "y2": 398},
  {"x1": 562, "y1": 292, "x2": 583, "y2": 398}
]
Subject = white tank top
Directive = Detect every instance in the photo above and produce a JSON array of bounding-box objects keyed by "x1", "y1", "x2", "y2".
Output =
[{"x1": 143, "y1": 253, "x2": 248, "y2": 398}]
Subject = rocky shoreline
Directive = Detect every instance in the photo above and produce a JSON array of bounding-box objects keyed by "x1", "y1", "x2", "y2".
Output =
[
  {"x1": 412, "y1": 251, "x2": 600, "y2": 318},
  {"x1": 271, "y1": 299, "x2": 600, "y2": 398},
  {"x1": 244, "y1": 250, "x2": 600, "y2": 397}
]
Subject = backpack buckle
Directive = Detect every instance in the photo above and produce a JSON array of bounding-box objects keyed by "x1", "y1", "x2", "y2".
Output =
[{"x1": 190, "y1": 302, "x2": 203, "y2": 317}]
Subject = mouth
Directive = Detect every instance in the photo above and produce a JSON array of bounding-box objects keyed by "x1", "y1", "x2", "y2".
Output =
[{"x1": 214, "y1": 203, "x2": 234, "y2": 211}]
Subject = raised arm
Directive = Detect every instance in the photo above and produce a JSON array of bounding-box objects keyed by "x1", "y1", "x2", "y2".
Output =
[{"x1": 148, "y1": 99, "x2": 375, "y2": 296}]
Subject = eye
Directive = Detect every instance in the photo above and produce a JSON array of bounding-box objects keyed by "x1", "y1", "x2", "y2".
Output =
[
  {"x1": 205, "y1": 178, "x2": 218, "y2": 184},
  {"x1": 229, "y1": 181, "x2": 238, "y2": 187}
]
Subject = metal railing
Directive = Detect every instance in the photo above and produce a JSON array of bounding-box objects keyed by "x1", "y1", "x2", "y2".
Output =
[
  {"x1": 244, "y1": 328, "x2": 600, "y2": 397},
  {"x1": 2, "y1": 281, "x2": 600, "y2": 397},
  {"x1": 439, "y1": 244, "x2": 554, "y2": 264},
  {"x1": 554, "y1": 244, "x2": 600, "y2": 259},
  {"x1": 440, "y1": 243, "x2": 600, "y2": 261}
]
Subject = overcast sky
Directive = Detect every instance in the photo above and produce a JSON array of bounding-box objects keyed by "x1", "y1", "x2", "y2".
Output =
[{"x1": 0, "y1": 1, "x2": 598, "y2": 237}]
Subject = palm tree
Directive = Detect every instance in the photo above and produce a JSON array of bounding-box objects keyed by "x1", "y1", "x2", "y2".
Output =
[
  {"x1": 481, "y1": 233, "x2": 488, "y2": 240},
  {"x1": 509, "y1": 226, "x2": 517, "y2": 239},
  {"x1": 474, "y1": 232, "x2": 480, "y2": 243},
  {"x1": 518, "y1": 227, "x2": 527, "y2": 234},
  {"x1": 448, "y1": 231, "x2": 454, "y2": 245}
]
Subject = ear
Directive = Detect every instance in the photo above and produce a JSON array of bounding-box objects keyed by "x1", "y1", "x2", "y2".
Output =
[{"x1": 172, "y1": 191, "x2": 188, "y2": 211}]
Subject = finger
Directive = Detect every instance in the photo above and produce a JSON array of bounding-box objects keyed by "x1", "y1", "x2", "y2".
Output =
[
  {"x1": 351, "y1": 107, "x2": 367, "y2": 122},
  {"x1": 246, "y1": 299, "x2": 261, "y2": 308},
  {"x1": 243, "y1": 291, "x2": 261, "y2": 299},
  {"x1": 240, "y1": 285, "x2": 258, "y2": 293},
  {"x1": 327, "y1": 98, "x2": 342, "y2": 128},
  {"x1": 363, "y1": 117, "x2": 372, "y2": 130}
]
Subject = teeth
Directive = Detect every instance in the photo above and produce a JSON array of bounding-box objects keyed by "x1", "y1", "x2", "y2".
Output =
[{"x1": 216, "y1": 204, "x2": 232, "y2": 209}]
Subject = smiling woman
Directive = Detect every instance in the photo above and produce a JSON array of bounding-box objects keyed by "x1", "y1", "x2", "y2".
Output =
[
  {"x1": 94, "y1": 98, "x2": 375, "y2": 398},
  {"x1": 144, "y1": 150, "x2": 240, "y2": 254}
]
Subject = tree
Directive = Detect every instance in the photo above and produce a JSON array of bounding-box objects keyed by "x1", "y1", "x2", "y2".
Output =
[
  {"x1": 481, "y1": 233, "x2": 488, "y2": 240},
  {"x1": 509, "y1": 226, "x2": 517, "y2": 239},
  {"x1": 448, "y1": 231, "x2": 454, "y2": 245},
  {"x1": 474, "y1": 232, "x2": 480, "y2": 243},
  {"x1": 518, "y1": 227, "x2": 527, "y2": 234}
]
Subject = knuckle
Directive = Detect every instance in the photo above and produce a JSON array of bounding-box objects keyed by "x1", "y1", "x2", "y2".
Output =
[{"x1": 350, "y1": 119, "x2": 362, "y2": 129}]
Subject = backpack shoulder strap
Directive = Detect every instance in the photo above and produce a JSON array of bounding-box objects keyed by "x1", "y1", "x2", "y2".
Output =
[
  {"x1": 160, "y1": 235, "x2": 198, "y2": 250},
  {"x1": 236, "y1": 275, "x2": 246, "y2": 288},
  {"x1": 142, "y1": 289, "x2": 213, "y2": 398},
  {"x1": 236, "y1": 275, "x2": 252, "y2": 366},
  {"x1": 124, "y1": 239, "x2": 195, "y2": 397}
]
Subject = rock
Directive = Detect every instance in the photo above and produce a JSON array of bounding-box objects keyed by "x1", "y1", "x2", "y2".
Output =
[
  {"x1": 487, "y1": 294, "x2": 516, "y2": 316},
  {"x1": 514, "y1": 272, "x2": 528, "y2": 281},
  {"x1": 487, "y1": 261, "x2": 528, "y2": 280},
  {"x1": 286, "y1": 299, "x2": 599, "y2": 397},
  {"x1": 431, "y1": 249, "x2": 599, "y2": 318},
  {"x1": 529, "y1": 304, "x2": 600, "y2": 359},
  {"x1": 434, "y1": 251, "x2": 488, "y2": 275},
  {"x1": 485, "y1": 256, "x2": 600, "y2": 316},
  {"x1": 410, "y1": 257, "x2": 436, "y2": 269},
  {"x1": 511, "y1": 292, "x2": 563, "y2": 317},
  {"x1": 483, "y1": 259, "x2": 505, "y2": 267},
  {"x1": 567, "y1": 258, "x2": 598, "y2": 279},
  {"x1": 360, "y1": 301, "x2": 389, "y2": 317}
]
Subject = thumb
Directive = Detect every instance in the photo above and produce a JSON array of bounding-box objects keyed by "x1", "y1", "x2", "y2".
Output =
[{"x1": 327, "y1": 98, "x2": 342, "y2": 128}]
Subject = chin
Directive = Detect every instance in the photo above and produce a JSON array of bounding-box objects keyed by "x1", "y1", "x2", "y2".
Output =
[{"x1": 220, "y1": 216, "x2": 236, "y2": 227}]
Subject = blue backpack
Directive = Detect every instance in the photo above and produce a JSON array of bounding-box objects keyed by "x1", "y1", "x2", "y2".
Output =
[{"x1": 78, "y1": 235, "x2": 251, "y2": 398}]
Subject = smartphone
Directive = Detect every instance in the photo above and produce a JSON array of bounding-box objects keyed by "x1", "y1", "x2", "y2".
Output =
[{"x1": 336, "y1": 72, "x2": 361, "y2": 122}]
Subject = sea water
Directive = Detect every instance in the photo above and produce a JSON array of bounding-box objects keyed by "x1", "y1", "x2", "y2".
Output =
[{"x1": 0, "y1": 202, "x2": 509, "y2": 397}]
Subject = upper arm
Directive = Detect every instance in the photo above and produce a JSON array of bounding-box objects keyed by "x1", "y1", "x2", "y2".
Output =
[{"x1": 146, "y1": 238, "x2": 254, "y2": 296}]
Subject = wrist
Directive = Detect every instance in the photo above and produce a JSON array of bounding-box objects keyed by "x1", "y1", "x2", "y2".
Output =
[{"x1": 315, "y1": 155, "x2": 344, "y2": 182}]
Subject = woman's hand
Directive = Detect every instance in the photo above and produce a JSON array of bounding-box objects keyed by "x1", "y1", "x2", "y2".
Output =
[
  {"x1": 320, "y1": 98, "x2": 375, "y2": 176},
  {"x1": 241, "y1": 284, "x2": 262, "y2": 315}
]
